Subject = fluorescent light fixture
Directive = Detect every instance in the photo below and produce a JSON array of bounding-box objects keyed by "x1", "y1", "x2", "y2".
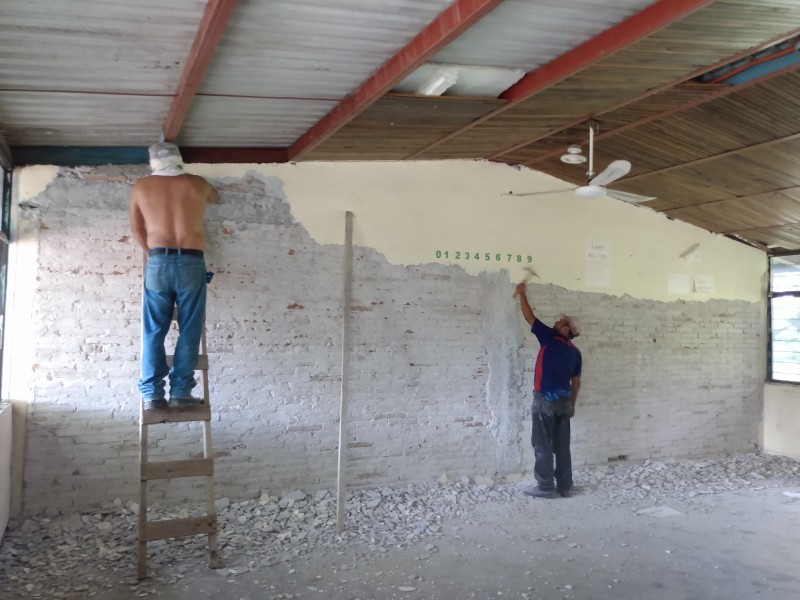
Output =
[
  {"x1": 393, "y1": 63, "x2": 526, "y2": 97},
  {"x1": 418, "y1": 70, "x2": 458, "y2": 96}
]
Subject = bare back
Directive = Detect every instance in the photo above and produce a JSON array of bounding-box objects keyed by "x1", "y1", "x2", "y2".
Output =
[{"x1": 129, "y1": 174, "x2": 219, "y2": 250}]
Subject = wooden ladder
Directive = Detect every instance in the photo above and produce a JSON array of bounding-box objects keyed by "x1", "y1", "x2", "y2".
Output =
[{"x1": 137, "y1": 315, "x2": 219, "y2": 580}]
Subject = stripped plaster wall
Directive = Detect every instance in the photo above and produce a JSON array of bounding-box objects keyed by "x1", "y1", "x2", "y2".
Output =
[{"x1": 3, "y1": 160, "x2": 767, "y2": 515}]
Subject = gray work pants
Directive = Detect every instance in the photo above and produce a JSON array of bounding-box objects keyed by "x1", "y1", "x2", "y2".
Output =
[{"x1": 531, "y1": 392, "x2": 572, "y2": 492}]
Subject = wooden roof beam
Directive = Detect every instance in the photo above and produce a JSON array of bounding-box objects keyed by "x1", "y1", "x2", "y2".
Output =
[
  {"x1": 288, "y1": 0, "x2": 506, "y2": 161},
  {"x1": 162, "y1": 0, "x2": 240, "y2": 142}
]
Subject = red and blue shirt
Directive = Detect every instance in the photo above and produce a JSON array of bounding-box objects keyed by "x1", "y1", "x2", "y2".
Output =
[{"x1": 531, "y1": 319, "x2": 582, "y2": 396}]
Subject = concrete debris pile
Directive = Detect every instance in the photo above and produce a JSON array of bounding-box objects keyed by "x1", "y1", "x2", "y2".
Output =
[
  {"x1": 578, "y1": 452, "x2": 800, "y2": 505},
  {"x1": 1, "y1": 452, "x2": 799, "y2": 598}
]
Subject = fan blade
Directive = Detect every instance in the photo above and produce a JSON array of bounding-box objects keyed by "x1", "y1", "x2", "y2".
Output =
[
  {"x1": 503, "y1": 188, "x2": 575, "y2": 197},
  {"x1": 589, "y1": 160, "x2": 631, "y2": 187},
  {"x1": 606, "y1": 189, "x2": 656, "y2": 204}
]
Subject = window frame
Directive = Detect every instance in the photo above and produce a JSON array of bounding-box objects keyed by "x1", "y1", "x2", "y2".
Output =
[
  {"x1": 768, "y1": 252, "x2": 800, "y2": 384},
  {"x1": 0, "y1": 168, "x2": 10, "y2": 393}
]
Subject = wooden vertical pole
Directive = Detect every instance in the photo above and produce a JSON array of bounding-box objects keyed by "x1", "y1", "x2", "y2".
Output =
[
  {"x1": 137, "y1": 408, "x2": 148, "y2": 579},
  {"x1": 336, "y1": 211, "x2": 354, "y2": 533}
]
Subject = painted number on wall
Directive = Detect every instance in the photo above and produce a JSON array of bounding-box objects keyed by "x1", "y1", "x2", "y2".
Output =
[{"x1": 435, "y1": 251, "x2": 532, "y2": 263}]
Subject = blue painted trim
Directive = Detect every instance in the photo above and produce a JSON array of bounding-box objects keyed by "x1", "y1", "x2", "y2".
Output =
[
  {"x1": 725, "y1": 51, "x2": 800, "y2": 85},
  {"x1": 12, "y1": 147, "x2": 148, "y2": 166},
  {"x1": 10, "y1": 146, "x2": 291, "y2": 166}
]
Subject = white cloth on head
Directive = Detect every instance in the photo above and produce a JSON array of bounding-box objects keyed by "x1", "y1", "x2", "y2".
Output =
[
  {"x1": 152, "y1": 167, "x2": 184, "y2": 176},
  {"x1": 149, "y1": 141, "x2": 184, "y2": 175},
  {"x1": 558, "y1": 314, "x2": 581, "y2": 337}
]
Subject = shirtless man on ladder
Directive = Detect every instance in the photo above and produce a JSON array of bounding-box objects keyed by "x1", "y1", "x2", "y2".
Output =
[{"x1": 129, "y1": 142, "x2": 219, "y2": 410}]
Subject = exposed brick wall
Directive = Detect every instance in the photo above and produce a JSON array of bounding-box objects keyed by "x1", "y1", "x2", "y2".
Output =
[{"x1": 11, "y1": 167, "x2": 763, "y2": 515}]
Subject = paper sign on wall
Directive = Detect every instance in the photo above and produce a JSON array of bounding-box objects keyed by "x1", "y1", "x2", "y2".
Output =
[
  {"x1": 585, "y1": 241, "x2": 611, "y2": 288},
  {"x1": 694, "y1": 275, "x2": 716, "y2": 294},
  {"x1": 668, "y1": 274, "x2": 692, "y2": 294}
]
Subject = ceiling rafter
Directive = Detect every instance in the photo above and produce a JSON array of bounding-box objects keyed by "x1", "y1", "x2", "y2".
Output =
[
  {"x1": 288, "y1": 0, "x2": 505, "y2": 161},
  {"x1": 488, "y1": 27, "x2": 800, "y2": 162},
  {"x1": 663, "y1": 184, "x2": 800, "y2": 215},
  {"x1": 524, "y1": 61, "x2": 800, "y2": 169},
  {"x1": 728, "y1": 222, "x2": 800, "y2": 236},
  {"x1": 621, "y1": 132, "x2": 800, "y2": 184},
  {"x1": 162, "y1": 0, "x2": 240, "y2": 142},
  {"x1": 403, "y1": 0, "x2": 715, "y2": 160},
  {"x1": 726, "y1": 235, "x2": 768, "y2": 251}
]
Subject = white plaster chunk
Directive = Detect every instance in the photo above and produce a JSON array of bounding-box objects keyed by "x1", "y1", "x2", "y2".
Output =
[{"x1": 636, "y1": 506, "x2": 683, "y2": 517}]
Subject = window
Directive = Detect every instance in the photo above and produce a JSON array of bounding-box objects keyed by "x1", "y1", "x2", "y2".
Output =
[{"x1": 769, "y1": 254, "x2": 800, "y2": 382}]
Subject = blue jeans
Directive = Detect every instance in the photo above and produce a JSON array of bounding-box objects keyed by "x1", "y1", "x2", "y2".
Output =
[
  {"x1": 531, "y1": 392, "x2": 573, "y2": 492},
  {"x1": 138, "y1": 254, "x2": 207, "y2": 401}
]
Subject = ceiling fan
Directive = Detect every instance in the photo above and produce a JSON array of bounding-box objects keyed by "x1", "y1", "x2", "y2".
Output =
[{"x1": 505, "y1": 123, "x2": 654, "y2": 203}]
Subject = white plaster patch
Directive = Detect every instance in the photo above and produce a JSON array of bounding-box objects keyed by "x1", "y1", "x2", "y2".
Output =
[{"x1": 18, "y1": 165, "x2": 59, "y2": 201}]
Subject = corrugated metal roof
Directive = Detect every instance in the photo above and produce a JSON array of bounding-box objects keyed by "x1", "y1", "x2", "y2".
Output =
[
  {"x1": 0, "y1": 0, "x2": 203, "y2": 93},
  {"x1": 0, "y1": 0, "x2": 203, "y2": 145},
  {"x1": 0, "y1": 92, "x2": 168, "y2": 146},
  {"x1": 2, "y1": 0, "x2": 800, "y2": 249},
  {"x1": 179, "y1": 96, "x2": 337, "y2": 146},
  {"x1": 428, "y1": 0, "x2": 657, "y2": 70},
  {"x1": 196, "y1": 0, "x2": 456, "y2": 98},
  {"x1": 181, "y1": 0, "x2": 456, "y2": 144}
]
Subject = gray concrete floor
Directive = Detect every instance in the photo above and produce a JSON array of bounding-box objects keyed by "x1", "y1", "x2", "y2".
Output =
[
  {"x1": 89, "y1": 486, "x2": 800, "y2": 600},
  {"x1": 4, "y1": 454, "x2": 800, "y2": 600}
]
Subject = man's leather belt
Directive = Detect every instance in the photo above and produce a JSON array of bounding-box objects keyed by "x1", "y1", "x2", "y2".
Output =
[{"x1": 149, "y1": 247, "x2": 204, "y2": 257}]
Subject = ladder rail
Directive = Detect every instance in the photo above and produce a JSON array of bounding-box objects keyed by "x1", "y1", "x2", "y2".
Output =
[
  {"x1": 137, "y1": 251, "x2": 218, "y2": 579},
  {"x1": 137, "y1": 405, "x2": 149, "y2": 580}
]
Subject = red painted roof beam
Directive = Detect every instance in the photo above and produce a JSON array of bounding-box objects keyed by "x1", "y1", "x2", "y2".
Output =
[
  {"x1": 405, "y1": 0, "x2": 714, "y2": 159},
  {"x1": 489, "y1": 26, "x2": 800, "y2": 161},
  {"x1": 163, "y1": 0, "x2": 240, "y2": 142},
  {"x1": 501, "y1": 0, "x2": 714, "y2": 101},
  {"x1": 181, "y1": 147, "x2": 289, "y2": 164},
  {"x1": 288, "y1": 0, "x2": 505, "y2": 161}
]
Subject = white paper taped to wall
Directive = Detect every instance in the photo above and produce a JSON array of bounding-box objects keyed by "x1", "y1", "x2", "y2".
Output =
[
  {"x1": 694, "y1": 275, "x2": 716, "y2": 294},
  {"x1": 586, "y1": 241, "x2": 611, "y2": 288},
  {"x1": 668, "y1": 274, "x2": 692, "y2": 294}
]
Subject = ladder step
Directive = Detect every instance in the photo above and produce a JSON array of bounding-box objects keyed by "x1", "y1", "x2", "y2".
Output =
[
  {"x1": 165, "y1": 354, "x2": 209, "y2": 370},
  {"x1": 142, "y1": 458, "x2": 214, "y2": 480},
  {"x1": 141, "y1": 404, "x2": 211, "y2": 425},
  {"x1": 142, "y1": 515, "x2": 217, "y2": 542}
]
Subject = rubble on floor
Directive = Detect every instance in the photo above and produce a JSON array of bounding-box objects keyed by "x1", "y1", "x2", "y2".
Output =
[{"x1": 1, "y1": 452, "x2": 799, "y2": 598}]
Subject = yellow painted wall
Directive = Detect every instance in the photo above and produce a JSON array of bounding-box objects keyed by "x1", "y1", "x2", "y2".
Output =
[
  {"x1": 202, "y1": 160, "x2": 766, "y2": 302},
  {"x1": 19, "y1": 159, "x2": 766, "y2": 302}
]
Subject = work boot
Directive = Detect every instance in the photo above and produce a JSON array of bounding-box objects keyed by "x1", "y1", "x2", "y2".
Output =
[
  {"x1": 523, "y1": 486, "x2": 555, "y2": 499},
  {"x1": 558, "y1": 488, "x2": 573, "y2": 498},
  {"x1": 168, "y1": 396, "x2": 204, "y2": 409},
  {"x1": 143, "y1": 398, "x2": 168, "y2": 411}
]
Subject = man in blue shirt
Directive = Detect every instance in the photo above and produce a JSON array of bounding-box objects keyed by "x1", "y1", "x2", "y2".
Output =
[{"x1": 514, "y1": 282, "x2": 582, "y2": 498}]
